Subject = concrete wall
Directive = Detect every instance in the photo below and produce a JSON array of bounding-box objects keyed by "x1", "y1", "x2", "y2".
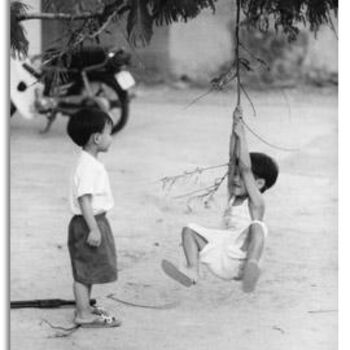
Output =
[
  {"x1": 166, "y1": 6, "x2": 338, "y2": 84},
  {"x1": 128, "y1": 25, "x2": 171, "y2": 83},
  {"x1": 304, "y1": 19, "x2": 338, "y2": 74},
  {"x1": 168, "y1": 0, "x2": 234, "y2": 82}
]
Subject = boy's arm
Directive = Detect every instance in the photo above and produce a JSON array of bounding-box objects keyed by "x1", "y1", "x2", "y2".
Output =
[
  {"x1": 235, "y1": 121, "x2": 265, "y2": 220},
  {"x1": 227, "y1": 106, "x2": 243, "y2": 200},
  {"x1": 78, "y1": 194, "x2": 101, "y2": 247}
]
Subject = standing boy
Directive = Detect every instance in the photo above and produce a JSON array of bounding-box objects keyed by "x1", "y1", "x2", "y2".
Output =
[
  {"x1": 67, "y1": 107, "x2": 121, "y2": 327},
  {"x1": 162, "y1": 107, "x2": 279, "y2": 293}
]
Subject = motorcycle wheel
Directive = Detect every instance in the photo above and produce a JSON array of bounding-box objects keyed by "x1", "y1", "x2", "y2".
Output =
[
  {"x1": 80, "y1": 79, "x2": 129, "y2": 135},
  {"x1": 10, "y1": 101, "x2": 16, "y2": 117}
]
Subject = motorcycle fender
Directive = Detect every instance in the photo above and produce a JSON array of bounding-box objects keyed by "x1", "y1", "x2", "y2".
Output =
[
  {"x1": 10, "y1": 58, "x2": 44, "y2": 119},
  {"x1": 115, "y1": 71, "x2": 135, "y2": 91}
]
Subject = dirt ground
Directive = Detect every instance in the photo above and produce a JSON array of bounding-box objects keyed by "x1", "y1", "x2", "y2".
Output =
[{"x1": 10, "y1": 86, "x2": 337, "y2": 350}]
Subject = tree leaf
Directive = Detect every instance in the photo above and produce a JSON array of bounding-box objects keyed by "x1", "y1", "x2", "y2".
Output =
[
  {"x1": 126, "y1": 0, "x2": 153, "y2": 47},
  {"x1": 241, "y1": 0, "x2": 338, "y2": 41},
  {"x1": 10, "y1": 1, "x2": 29, "y2": 58},
  {"x1": 151, "y1": 0, "x2": 217, "y2": 26}
]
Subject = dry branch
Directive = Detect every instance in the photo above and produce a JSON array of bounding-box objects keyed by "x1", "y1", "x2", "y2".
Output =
[
  {"x1": 227, "y1": 0, "x2": 242, "y2": 201},
  {"x1": 40, "y1": 319, "x2": 80, "y2": 338},
  {"x1": 242, "y1": 119, "x2": 299, "y2": 152},
  {"x1": 16, "y1": 12, "x2": 101, "y2": 21},
  {"x1": 160, "y1": 163, "x2": 228, "y2": 191},
  {"x1": 174, "y1": 171, "x2": 228, "y2": 207}
]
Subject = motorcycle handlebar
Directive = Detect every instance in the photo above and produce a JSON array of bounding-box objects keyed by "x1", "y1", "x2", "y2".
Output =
[{"x1": 82, "y1": 59, "x2": 109, "y2": 73}]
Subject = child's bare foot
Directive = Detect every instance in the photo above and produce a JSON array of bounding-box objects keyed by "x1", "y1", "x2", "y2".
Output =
[
  {"x1": 75, "y1": 314, "x2": 122, "y2": 328},
  {"x1": 74, "y1": 305, "x2": 111, "y2": 319},
  {"x1": 161, "y1": 260, "x2": 197, "y2": 287},
  {"x1": 74, "y1": 310, "x2": 96, "y2": 324},
  {"x1": 75, "y1": 308, "x2": 122, "y2": 328},
  {"x1": 182, "y1": 265, "x2": 199, "y2": 284},
  {"x1": 242, "y1": 260, "x2": 261, "y2": 293}
]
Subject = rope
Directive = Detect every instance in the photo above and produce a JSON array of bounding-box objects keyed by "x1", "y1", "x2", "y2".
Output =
[
  {"x1": 107, "y1": 294, "x2": 179, "y2": 310},
  {"x1": 41, "y1": 319, "x2": 80, "y2": 337},
  {"x1": 242, "y1": 119, "x2": 299, "y2": 152}
]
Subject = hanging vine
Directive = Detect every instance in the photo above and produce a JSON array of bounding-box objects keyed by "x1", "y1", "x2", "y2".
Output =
[
  {"x1": 159, "y1": 0, "x2": 244, "y2": 207},
  {"x1": 227, "y1": 0, "x2": 242, "y2": 203}
]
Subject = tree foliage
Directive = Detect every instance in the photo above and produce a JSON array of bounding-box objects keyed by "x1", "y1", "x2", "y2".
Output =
[
  {"x1": 10, "y1": 1, "x2": 29, "y2": 58},
  {"x1": 241, "y1": 0, "x2": 338, "y2": 41},
  {"x1": 150, "y1": 0, "x2": 217, "y2": 25},
  {"x1": 11, "y1": 0, "x2": 338, "y2": 58}
]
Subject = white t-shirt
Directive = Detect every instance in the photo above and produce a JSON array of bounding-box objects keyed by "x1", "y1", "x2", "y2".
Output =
[
  {"x1": 69, "y1": 151, "x2": 114, "y2": 215},
  {"x1": 222, "y1": 200, "x2": 251, "y2": 231}
]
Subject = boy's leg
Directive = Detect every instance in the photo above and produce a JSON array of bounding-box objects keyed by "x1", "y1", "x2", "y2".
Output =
[
  {"x1": 74, "y1": 281, "x2": 121, "y2": 327},
  {"x1": 242, "y1": 223, "x2": 265, "y2": 293},
  {"x1": 84, "y1": 285, "x2": 115, "y2": 318},
  {"x1": 87, "y1": 285, "x2": 96, "y2": 313},
  {"x1": 73, "y1": 281, "x2": 94, "y2": 321},
  {"x1": 161, "y1": 227, "x2": 208, "y2": 287},
  {"x1": 181, "y1": 227, "x2": 208, "y2": 281}
]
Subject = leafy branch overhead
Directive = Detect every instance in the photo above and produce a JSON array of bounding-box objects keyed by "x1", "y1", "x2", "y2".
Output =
[
  {"x1": 11, "y1": 0, "x2": 337, "y2": 58},
  {"x1": 126, "y1": 0, "x2": 153, "y2": 47},
  {"x1": 11, "y1": 1, "x2": 29, "y2": 57},
  {"x1": 241, "y1": 0, "x2": 338, "y2": 42},
  {"x1": 150, "y1": 0, "x2": 217, "y2": 25}
]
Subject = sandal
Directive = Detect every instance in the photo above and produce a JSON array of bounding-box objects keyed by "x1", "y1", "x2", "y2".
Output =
[
  {"x1": 75, "y1": 314, "x2": 122, "y2": 328},
  {"x1": 161, "y1": 259, "x2": 195, "y2": 287},
  {"x1": 242, "y1": 260, "x2": 261, "y2": 293},
  {"x1": 74, "y1": 306, "x2": 111, "y2": 318},
  {"x1": 91, "y1": 306, "x2": 110, "y2": 316}
]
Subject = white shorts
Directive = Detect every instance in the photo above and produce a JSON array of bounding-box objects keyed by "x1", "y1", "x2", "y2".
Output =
[{"x1": 186, "y1": 221, "x2": 268, "y2": 280}]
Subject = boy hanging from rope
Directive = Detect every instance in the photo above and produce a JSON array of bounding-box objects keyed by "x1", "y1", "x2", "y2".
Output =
[{"x1": 162, "y1": 106, "x2": 279, "y2": 293}]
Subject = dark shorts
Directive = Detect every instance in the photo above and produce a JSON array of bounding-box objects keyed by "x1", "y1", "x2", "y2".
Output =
[{"x1": 68, "y1": 213, "x2": 117, "y2": 285}]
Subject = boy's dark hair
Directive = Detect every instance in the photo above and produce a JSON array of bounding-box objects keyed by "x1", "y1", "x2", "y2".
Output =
[
  {"x1": 67, "y1": 107, "x2": 113, "y2": 147},
  {"x1": 250, "y1": 152, "x2": 279, "y2": 192}
]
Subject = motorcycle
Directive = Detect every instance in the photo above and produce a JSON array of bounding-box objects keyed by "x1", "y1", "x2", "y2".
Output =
[{"x1": 10, "y1": 46, "x2": 135, "y2": 134}]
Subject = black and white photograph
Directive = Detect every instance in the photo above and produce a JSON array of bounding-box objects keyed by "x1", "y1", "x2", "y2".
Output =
[{"x1": 9, "y1": 1, "x2": 339, "y2": 349}]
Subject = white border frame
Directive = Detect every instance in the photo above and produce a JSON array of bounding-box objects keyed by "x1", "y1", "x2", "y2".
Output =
[
  {"x1": 3, "y1": 2, "x2": 346, "y2": 350},
  {"x1": 1, "y1": 1, "x2": 9, "y2": 349},
  {"x1": 339, "y1": 1, "x2": 349, "y2": 350}
]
